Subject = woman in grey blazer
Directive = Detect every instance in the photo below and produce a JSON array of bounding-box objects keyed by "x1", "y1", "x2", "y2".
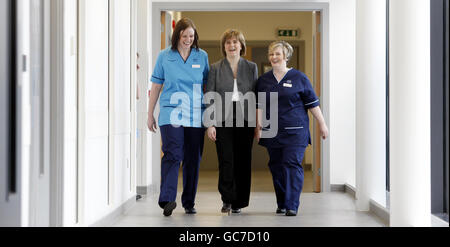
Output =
[{"x1": 205, "y1": 29, "x2": 258, "y2": 214}]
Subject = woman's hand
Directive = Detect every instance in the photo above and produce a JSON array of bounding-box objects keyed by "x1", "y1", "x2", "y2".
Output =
[
  {"x1": 207, "y1": 126, "x2": 217, "y2": 142},
  {"x1": 309, "y1": 106, "x2": 329, "y2": 140},
  {"x1": 147, "y1": 83, "x2": 163, "y2": 133},
  {"x1": 147, "y1": 115, "x2": 157, "y2": 133},
  {"x1": 319, "y1": 123, "x2": 329, "y2": 140}
]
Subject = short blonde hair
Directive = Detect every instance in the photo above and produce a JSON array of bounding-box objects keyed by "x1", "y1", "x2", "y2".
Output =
[
  {"x1": 220, "y1": 29, "x2": 246, "y2": 57},
  {"x1": 268, "y1": 41, "x2": 294, "y2": 62}
]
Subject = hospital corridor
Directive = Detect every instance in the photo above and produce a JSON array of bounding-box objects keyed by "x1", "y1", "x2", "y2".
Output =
[{"x1": 1, "y1": 0, "x2": 449, "y2": 229}]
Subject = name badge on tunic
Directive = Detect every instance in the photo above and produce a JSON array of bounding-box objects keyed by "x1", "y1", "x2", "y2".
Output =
[
  {"x1": 192, "y1": 64, "x2": 201, "y2": 69},
  {"x1": 283, "y1": 83, "x2": 292, "y2": 88}
]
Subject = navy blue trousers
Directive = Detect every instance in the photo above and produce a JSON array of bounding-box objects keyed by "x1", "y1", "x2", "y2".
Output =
[
  {"x1": 159, "y1": 125, "x2": 205, "y2": 209},
  {"x1": 267, "y1": 145, "x2": 306, "y2": 212}
]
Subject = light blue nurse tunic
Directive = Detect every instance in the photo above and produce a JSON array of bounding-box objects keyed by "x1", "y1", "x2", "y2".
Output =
[{"x1": 151, "y1": 47, "x2": 209, "y2": 127}]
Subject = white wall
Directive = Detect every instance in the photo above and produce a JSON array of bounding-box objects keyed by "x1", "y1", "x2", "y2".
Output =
[
  {"x1": 326, "y1": 0, "x2": 356, "y2": 187},
  {"x1": 18, "y1": 0, "x2": 31, "y2": 227},
  {"x1": 76, "y1": 0, "x2": 136, "y2": 226},
  {"x1": 355, "y1": 0, "x2": 387, "y2": 210},
  {"x1": 389, "y1": 0, "x2": 431, "y2": 227},
  {"x1": 63, "y1": 0, "x2": 78, "y2": 226},
  {"x1": 111, "y1": 0, "x2": 135, "y2": 207},
  {"x1": 79, "y1": 0, "x2": 110, "y2": 225},
  {"x1": 136, "y1": 0, "x2": 155, "y2": 193}
]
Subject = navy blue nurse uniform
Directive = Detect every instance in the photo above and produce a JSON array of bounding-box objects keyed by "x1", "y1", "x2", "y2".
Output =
[
  {"x1": 256, "y1": 69, "x2": 320, "y2": 213},
  {"x1": 151, "y1": 47, "x2": 209, "y2": 210}
]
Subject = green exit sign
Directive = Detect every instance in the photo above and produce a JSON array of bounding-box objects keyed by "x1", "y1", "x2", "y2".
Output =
[{"x1": 277, "y1": 29, "x2": 299, "y2": 37}]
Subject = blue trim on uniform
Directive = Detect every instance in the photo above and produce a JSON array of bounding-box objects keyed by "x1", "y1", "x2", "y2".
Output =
[
  {"x1": 152, "y1": 75, "x2": 164, "y2": 81},
  {"x1": 305, "y1": 99, "x2": 319, "y2": 106}
]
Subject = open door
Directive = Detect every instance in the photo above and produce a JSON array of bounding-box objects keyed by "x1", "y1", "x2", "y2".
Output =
[
  {"x1": 0, "y1": 0, "x2": 21, "y2": 227},
  {"x1": 313, "y1": 11, "x2": 322, "y2": 193},
  {"x1": 0, "y1": 0, "x2": 32, "y2": 226}
]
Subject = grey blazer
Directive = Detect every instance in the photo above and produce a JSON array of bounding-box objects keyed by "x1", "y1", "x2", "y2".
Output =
[{"x1": 205, "y1": 57, "x2": 258, "y2": 126}]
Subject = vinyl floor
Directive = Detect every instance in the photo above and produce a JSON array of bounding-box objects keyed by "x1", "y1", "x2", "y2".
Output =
[{"x1": 112, "y1": 170, "x2": 387, "y2": 227}]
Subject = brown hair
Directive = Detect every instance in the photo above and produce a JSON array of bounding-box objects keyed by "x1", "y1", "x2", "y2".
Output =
[
  {"x1": 220, "y1": 29, "x2": 246, "y2": 57},
  {"x1": 171, "y1": 18, "x2": 199, "y2": 51}
]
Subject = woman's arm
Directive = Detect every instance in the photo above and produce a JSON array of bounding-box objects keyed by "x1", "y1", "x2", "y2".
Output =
[
  {"x1": 309, "y1": 106, "x2": 329, "y2": 140},
  {"x1": 205, "y1": 65, "x2": 217, "y2": 141},
  {"x1": 147, "y1": 83, "x2": 163, "y2": 133},
  {"x1": 255, "y1": 108, "x2": 263, "y2": 142}
]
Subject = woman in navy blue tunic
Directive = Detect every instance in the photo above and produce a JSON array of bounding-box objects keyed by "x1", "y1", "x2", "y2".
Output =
[{"x1": 255, "y1": 41, "x2": 329, "y2": 216}]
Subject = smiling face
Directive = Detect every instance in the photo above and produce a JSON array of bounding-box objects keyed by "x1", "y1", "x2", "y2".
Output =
[
  {"x1": 269, "y1": 46, "x2": 288, "y2": 69},
  {"x1": 178, "y1": 27, "x2": 195, "y2": 50},
  {"x1": 224, "y1": 36, "x2": 242, "y2": 58}
]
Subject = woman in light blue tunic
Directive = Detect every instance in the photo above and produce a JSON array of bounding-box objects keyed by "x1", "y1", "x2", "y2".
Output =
[{"x1": 147, "y1": 18, "x2": 209, "y2": 216}]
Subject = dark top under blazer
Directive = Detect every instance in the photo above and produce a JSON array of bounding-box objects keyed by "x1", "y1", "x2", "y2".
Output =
[
  {"x1": 205, "y1": 57, "x2": 258, "y2": 125},
  {"x1": 256, "y1": 69, "x2": 320, "y2": 148}
]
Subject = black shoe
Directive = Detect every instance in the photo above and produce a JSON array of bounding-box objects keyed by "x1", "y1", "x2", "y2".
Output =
[
  {"x1": 184, "y1": 207, "x2": 197, "y2": 214},
  {"x1": 221, "y1": 203, "x2": 232, "y2": 213},
  {"x1": 285, "y1": 210, "x2": 297, "y2": 216},
  {"x1": 232, "y1": 208, "x2": 241, "y2": 214},
  {"x1": 276, "y1": 208, "x2": 286, "y2": 214},
  {"x1": 163, "y1": 201, "x2": 177, "y2": 216}
]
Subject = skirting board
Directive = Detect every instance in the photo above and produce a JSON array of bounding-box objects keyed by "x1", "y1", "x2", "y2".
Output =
[
  {"x1": 330, "y1": 184, "x2": 356, "y2": 198},
  {"x1": 137, "y1": 184, "x2": 158, "y2": 196},
  {"x1": 331, "y1": 184, "x2": 389, "y2": 225},
  {"x1": 369, "y1": 199, "x2": 390, "y2": 226},
  {"x1": 90, "y1": 196, "x2": 136, "y2": 227}
]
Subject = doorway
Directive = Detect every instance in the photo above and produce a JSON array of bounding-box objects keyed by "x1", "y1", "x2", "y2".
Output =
[{"x1": 156, "y1": 8, "x2": 328, "y2": 193}]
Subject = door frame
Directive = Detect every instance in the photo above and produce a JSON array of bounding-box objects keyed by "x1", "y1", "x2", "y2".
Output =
[
  {"x1": 313, "y1": 11, "x2": 322, "y2": 193},
  {"x1": 151, "y1": 1, "x2": 331, "y2": 192},
  {"x1": 49, "y1": 0, "x2": 65, "y2": 227},
  {"x1": 28, "y1": 0, "x2": 52, "y2": 227}
]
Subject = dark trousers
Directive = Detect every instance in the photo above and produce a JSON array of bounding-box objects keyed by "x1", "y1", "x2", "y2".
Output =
[
  {"x1": 215, "y1": 122, "x2": 254, "y2": 209},
  {"x1": 159, "y1": 125, "x2": 205, "y2": 209},
  {"x1": 267, "y1": 145, "x2": 306, "y2": 212}
]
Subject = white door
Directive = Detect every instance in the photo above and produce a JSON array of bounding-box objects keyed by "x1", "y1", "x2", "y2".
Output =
[
  {"x1": 28, "y1": 0, "x2": 51, "y2": 227},
  {"x1": 78, "y1": 0, "x2": 110, "y2": 225}
]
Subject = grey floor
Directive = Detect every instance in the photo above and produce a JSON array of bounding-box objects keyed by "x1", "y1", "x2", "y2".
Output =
[{"x1": 111, "y1": 170, "x2": 387, "y2": 227}]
